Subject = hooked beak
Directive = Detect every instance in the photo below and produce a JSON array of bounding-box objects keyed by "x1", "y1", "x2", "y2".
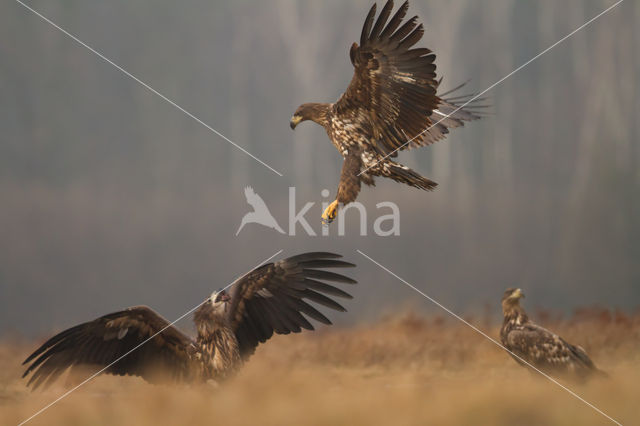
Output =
[
  {"x1": 513, "y1": 288, "x2": 524, "y2": 299},
  {"x1": 290, "y1": 115, "x2": 302, "y2": 130}
]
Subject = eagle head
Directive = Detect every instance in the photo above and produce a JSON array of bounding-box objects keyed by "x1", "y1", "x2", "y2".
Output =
[
  {"x1": 194, "y1": 289, "x2": 231, "y2": 334},
  {"x1": 501, "y1": 288, "x2": 525, "y2": 314},
  {"x1": 503, "y1": 287, "x2": 525, "y2": 302},
  {"x1": 290, "y1": 112, "x2": 303, "y2": 130},
  {"x1": 290, "y1": 103, "x2": 330, "y2": 129}
]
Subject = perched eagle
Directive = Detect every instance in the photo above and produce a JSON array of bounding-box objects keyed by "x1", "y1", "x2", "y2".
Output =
[
  {"x1": 500, "y1": 288, "x2": 606, "y2": 379},
  {"x1": 290, "y1": 0, "x2": 484, "y2": 224},
  {"x1": 22, "y1": 252, "x2": 357, "y2": 389}
]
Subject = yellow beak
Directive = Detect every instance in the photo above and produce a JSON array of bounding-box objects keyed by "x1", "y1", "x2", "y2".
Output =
[{"x1": 290, "y1": 115, "x2": 302, "y2": 130}]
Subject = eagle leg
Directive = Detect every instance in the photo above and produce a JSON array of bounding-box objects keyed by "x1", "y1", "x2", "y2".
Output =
[
  {"x1": 321, "y1": 200, "x2": 339, "y2": 225},
  {"x1": 322, "y1": 152, "x2": 363, "y2": 225}
]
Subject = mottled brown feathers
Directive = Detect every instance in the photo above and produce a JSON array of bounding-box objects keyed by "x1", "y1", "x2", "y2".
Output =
[
  {"x1": 22, "y1": 306, "x2": 195, "y2": 389},
  {"x1": 291, "y1": 1, "x2": 482, "y2": 210},
  {"x1": 227, "y1": 252, "x2": 356, "y2": 359},
  {"x1": 500, "y1": 289, "x2": 605, "y2": 379},
  {"x1": 22, "y1": 253, "x2": 356, "y2": 389}
]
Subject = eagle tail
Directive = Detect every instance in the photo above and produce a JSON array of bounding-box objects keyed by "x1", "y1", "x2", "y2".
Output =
[
  {"x1": 382, "y1": 161, "x2": 437, "y2": 191},
  {"x1": 567, "y1": 341, "x2": 609, "y2": 378},
  {"x1": 436, "y1": 80, "x2": 490, "y2": 126},
  {"x1": 435, "y1": 99, "x2": 482, "y2": 127},
  {"x1": 593, "y1": 367, "x2": 609, "y2": 378}
]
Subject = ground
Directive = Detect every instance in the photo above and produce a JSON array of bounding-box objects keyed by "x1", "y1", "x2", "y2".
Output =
[{"x1": 1, "y1": 308, "x2": 638, "y2": 425}]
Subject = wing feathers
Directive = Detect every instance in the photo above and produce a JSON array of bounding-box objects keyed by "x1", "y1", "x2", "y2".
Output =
[
  {"x1": 334, "y1": 0, "x2": 481, "y2": 155},
  {"x1": 22, "y1": 306, "x2": 195, "y2": 388},
  {"x1": 299, "y1": 289, "x2": 347, "y2": 312},
  {"x1": 389, "y1": 16, "x2": 418, "y2": 43},
  {"x1": 397, "y1": 23, "x2": 423, "y2": 49},
  {"x1": 284, "y1": 251, "x2": 343, "y2": 263},
  {"x1": 502, "y1": 320, "x2": 604, "y2": 378},
  {"x1": 360, "y1": 3, "x2": 377, "y2": 45},
  {"x1": 303, "y1": 278, "x2": 354, "y2": 299},
  {"x1": 379, "y1": 1, "x2": 409, "y2": 40},
  {"x1": 228, "y1": 252, "x2": 356, "y2": 360},
  {"x1": 302, "y1": 268, "x2": 358, "y2": 284},
  {"x1": 369, "y1": 0, "x2": 394, "y2": 40},
  {"x1": 294, "y1": 259, "x2": 356, "y2": 269}
]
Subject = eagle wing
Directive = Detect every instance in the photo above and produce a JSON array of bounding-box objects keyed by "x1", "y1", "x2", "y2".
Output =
[
  {"x1": 22, "y1": 306, "x2": 196, "y2": 389},
  {"x1": 505, "y1": 323, "x2": 598, "y2": 375},
  {"x1": 226, "y1": 252, "x2": 356, "y2": 360},
  {"x1": 334, "y1": 0, "x2": 444, "y2": 156}
]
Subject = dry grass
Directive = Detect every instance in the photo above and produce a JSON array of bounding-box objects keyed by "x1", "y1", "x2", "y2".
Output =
[{"x1": 1, "y1": 309, "x2": 639, "y2": 426}]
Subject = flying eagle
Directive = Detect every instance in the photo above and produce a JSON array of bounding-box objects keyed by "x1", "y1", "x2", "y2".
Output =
[
  {"x1": 290, "y1": 0, "x2": 483, "y2": 224},
  {"x1": 500, "y1": 288, "x2": 606, "y2": 379},
  {"x1": 22, "y1": 252, "x2": 356, "y2": 389}
]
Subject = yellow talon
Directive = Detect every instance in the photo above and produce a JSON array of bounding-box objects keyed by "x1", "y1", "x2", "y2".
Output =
[{"x1": 321, "y1": 200, "x2": 339, "y2": 225}]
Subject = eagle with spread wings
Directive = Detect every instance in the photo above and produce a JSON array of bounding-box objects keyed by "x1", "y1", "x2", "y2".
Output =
[
  {"x1": 290, "y1": 0, "x2": 484, "y2": 224},
  {"x1": 22, "y1": 252, "x2": 356, "y2": 389},
  {"x1": 500, "y1": 288, "x2": 606, "y2": 380}
]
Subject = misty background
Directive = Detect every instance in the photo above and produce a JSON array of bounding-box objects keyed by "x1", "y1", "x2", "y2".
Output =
[{"x1": 1, "y1": 0, "x2": 638, "y2": 335}]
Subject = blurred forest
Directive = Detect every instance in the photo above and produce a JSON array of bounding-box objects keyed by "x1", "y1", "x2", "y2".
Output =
[{"x1": 0, "y1": 0, "x2": 638, "y2": 334}]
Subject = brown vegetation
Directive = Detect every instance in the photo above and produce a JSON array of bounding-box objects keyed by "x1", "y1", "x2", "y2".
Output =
[{"x1": 1, "y1": 308, "x2": 638, "y2": 425}]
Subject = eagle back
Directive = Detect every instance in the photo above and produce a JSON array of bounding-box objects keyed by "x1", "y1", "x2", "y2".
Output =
[{"x1": 501, "y1": 313, "x2": 591, "y2": 375}]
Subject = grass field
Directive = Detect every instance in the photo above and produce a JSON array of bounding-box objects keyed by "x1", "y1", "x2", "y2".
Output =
[{"x1": 1, "y1": 308, "x2": 638, "y2": 425}]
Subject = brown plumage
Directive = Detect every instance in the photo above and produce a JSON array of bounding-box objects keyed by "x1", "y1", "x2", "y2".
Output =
[
  {"x1": 500, "y1": 288, "x2": 606, "y2": 380},
  {"x1": 290, "y1": 0, "x2": 484, "y2": 224},
  {"x1": 22, "y1": 252, "x2": 357, "y2": 389}
]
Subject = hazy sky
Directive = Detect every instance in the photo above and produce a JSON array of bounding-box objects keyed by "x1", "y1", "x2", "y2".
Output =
[{"x1": 1, "y1": 0, "x2": 638, "y2": 335}]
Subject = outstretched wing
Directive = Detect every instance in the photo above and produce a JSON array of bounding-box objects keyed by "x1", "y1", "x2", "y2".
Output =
[
  {"x1": 226, "y1": 252, "x2": 357, "y2": 360},
  {"x1": 335, "y1": 0, "x2": 478, "y2": 155},
  {"x1": 22, "y1": 306, "x2": 196, "y2": 389},
  {"x1": 505, "y1": 323, "x2": 599, "y2": 376}
]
